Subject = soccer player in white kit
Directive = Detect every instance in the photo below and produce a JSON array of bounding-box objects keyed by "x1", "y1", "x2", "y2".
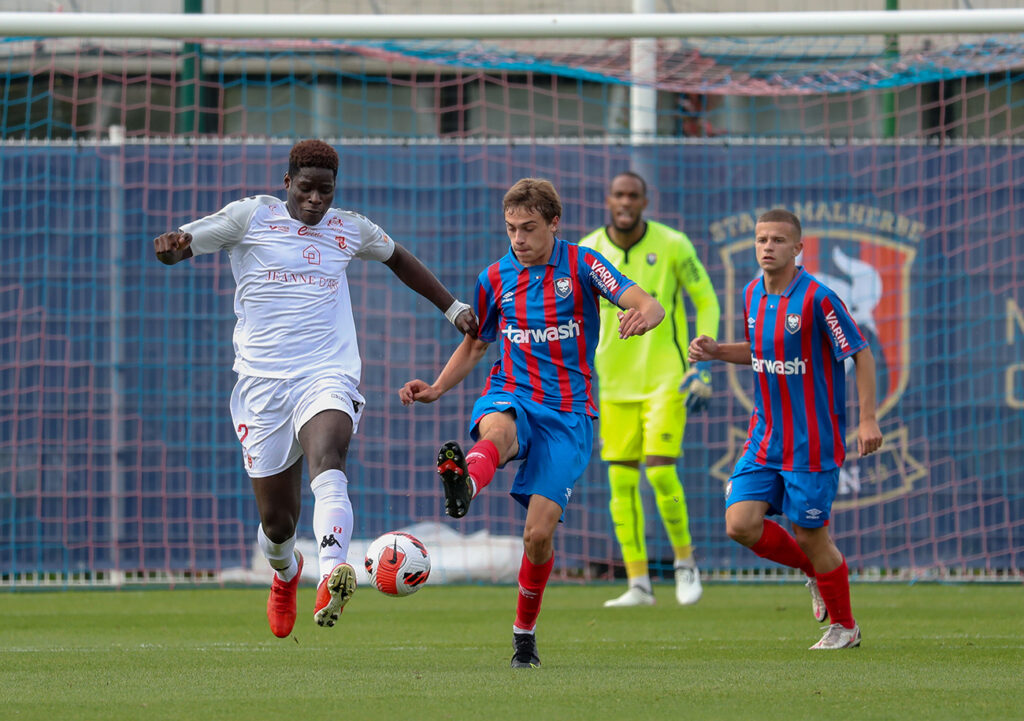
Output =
[{"x1": 153, "y1": 140, "x2": 477, "y2": 638}]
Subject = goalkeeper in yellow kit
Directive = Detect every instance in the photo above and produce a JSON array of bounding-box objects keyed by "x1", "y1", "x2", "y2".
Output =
[{"x1": 579, "y1": 172, "x2": 720, "y2": 607}]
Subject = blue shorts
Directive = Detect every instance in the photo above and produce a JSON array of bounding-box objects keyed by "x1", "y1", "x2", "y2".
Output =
[
  {"x1": 470, "y1": 391, "x2": 593, "y2": 511},
  {"x1": 725, "y1": 456, "x2": 840, "y2": 528}
]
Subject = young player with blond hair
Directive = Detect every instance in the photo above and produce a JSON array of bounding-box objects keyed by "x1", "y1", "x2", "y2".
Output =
[{"x1": 400, "y1": 178, "x2": 664, "y2": 668}]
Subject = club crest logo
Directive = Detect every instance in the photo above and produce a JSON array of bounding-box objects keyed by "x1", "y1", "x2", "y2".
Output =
[
  {"x1": 709, "y1": 202, "x2": 927, "y2": 509},
  {"x1": 554, "y1": 277, "x2": 573, "y2": 298},
  {"x1": 646, "y1": 252, "x2": 658, "y2": 265},
  {"x1": 785, "y1": 313, "x2": 801, "y2": 334}
]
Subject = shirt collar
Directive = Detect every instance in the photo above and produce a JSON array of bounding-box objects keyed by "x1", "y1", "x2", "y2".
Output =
[{"x1": 760, "y1": 266, "x2": 806, "y2": 297}]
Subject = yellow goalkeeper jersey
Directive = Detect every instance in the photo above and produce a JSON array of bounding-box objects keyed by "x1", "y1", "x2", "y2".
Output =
[{"x1": 578, "y1": 220, "x2": 720, "y2": 401}]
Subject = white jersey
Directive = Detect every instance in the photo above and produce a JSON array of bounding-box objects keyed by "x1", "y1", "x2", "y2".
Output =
[{"x1": 181, "y1": 195, "x2": 395, "y2": 381}]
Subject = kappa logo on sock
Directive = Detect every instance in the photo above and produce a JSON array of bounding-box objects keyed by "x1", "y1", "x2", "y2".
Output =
[{"x1": 320, "y1": 534, "x2": 340, "y2": 549}]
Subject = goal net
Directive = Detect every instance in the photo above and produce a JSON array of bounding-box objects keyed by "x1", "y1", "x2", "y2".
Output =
[{"x1": 2, "y1": 10, "x2": 1022, "y2": 586}]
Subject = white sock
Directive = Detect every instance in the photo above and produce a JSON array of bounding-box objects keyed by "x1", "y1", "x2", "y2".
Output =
[
  {"x1": 311, "y1": 469, "x2": 354, "y2": 580},
  {"x1": 257, "y1": 525, "x2": 298, "y2": 582},
  {"x1": 513, "y1": 625, "x2": 536, "y2": 636},
  {"x1": 631, "y1": 576, "x2": 653, "y2": 594}
]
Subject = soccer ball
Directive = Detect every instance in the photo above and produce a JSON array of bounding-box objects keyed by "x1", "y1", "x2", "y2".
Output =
[{"x1": 364, "y1": 531, "x2": 431, "y2": 597}]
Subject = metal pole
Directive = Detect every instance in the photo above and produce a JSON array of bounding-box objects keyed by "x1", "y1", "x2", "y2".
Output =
[
  {"x1": 630, "y1": 0, "x2": 657, "y2": 144},
  {"x1": 177, "y1": 0, "x2": 203, "y2": 134},
  {"x1": 4, "y1": 10, "x2": 1024, "y2": 39},
  {"x1": 107, "y1": 124, "x2": 125, "y2": 580},
  {"x1": 882, "y1": 0, "x2": 899, "y2": 139}
]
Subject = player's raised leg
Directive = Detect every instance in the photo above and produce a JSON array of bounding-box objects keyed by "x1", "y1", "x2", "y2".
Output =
[
  {"x1": 437, "y1": 441, "x2": 474, "y2": 519},
  {"x1": 310, "y1": 466, "x2": 357, "y2": 627},
  {"x1": 438, "y1": 408, "x2": 516, "y2": 519},
  {"x1": 299, "y1": 407, "x2": 359, "y2": 627}
]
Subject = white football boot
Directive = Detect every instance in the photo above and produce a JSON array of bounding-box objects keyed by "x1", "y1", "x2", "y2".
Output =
[
  {"x1": 806, "y1": 577, "x2": 828, "y2": 623},
  {"x1": 674, "y1": 564, "x2": 703, "y2": 605},
  {"x1": 810, "y1": 623, "x2": 862, "y2": 650},
  {"x1": 603, "y1": 585, "x2": 655, "y2": 607}
]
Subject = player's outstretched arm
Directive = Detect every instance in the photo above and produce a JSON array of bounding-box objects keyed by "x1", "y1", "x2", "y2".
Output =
[
  {"x1": 852, "y1": 347, "x2": 883, "y2": 457},
  {"x1": 384, "y1": 243, "x2": 479, "y2": 337},
  {"x1": 615, "y1": 285, "x2": 665, "y2": 339},
  {"x1": 153, "y1": 231, "x2": 194, "y2": 266},
  {"x1": 688, "y1": 335, "x2": 752, "y2": 366},
  {"x1": 399, "y1": 335, "x2": 490, "y2": 406}
]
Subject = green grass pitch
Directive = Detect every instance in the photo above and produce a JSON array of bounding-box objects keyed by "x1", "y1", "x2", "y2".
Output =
[{"x1": 3, "y1": 582, "x2": 1021, "y2": 720}]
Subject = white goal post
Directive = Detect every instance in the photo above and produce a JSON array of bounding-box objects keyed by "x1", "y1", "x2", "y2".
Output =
[{"x1": 2, "y1": 9, "x2": 1024, "y2": 39}]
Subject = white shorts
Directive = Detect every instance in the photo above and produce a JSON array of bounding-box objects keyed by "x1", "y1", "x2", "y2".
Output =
[{"x1": 229, "y1": 372, "x2": 366, "y2": 478}]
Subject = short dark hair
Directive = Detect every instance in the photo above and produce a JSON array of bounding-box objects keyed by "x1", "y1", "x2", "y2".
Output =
[
  {"x1": 757, "y1": 208, "x2": 802, "y2": 238},
  {"x1": 288, "y1": 139, "x2": 339, "y2": 179},
  {"x1": 611, "y1": 171, "x2": 647, "y2": 196},
  {"x1": 503, "y1": 178, "x2": 562, "y2": 223}
]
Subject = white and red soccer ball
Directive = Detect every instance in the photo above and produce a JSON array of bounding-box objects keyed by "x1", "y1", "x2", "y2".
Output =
[{"x1": 364, "y1": 531, "x2": 431, "y2": 597}]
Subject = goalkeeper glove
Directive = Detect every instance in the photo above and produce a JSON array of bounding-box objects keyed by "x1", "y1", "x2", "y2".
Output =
[{"x1": 680, "y1": 361, "x2": 713, "y2": 414}]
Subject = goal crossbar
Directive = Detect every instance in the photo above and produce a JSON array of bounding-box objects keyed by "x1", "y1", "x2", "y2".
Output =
[{"x1": 3, "y1": 9, "x2": 1024, "y2": 40}]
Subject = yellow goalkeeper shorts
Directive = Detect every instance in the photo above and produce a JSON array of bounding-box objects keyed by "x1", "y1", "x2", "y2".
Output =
[{"x1": 597, "y1": 393, "x2": 686, "y2": 462}]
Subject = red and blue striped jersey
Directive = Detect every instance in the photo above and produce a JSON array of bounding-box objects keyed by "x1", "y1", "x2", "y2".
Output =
[
  {"x1": 741, "y1": 267, "x2": 867, "y2": 471},
  {"x1": 474, "y1": 238, "x2": 635, "y2": 417}
]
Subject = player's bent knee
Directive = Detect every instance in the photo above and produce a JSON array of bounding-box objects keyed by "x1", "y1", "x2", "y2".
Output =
[
  {"x1": 791, "y1": 525, "x2": 830, "y2": 551},
  {"x1": 522, "y1": 527, "x2": 554, "y2": 560},
  {"x1": 725, "y1": 520, "x2": 761, "y2": 547},
  {"x1": 261, "y1": 517, "x2": 297, "y2": 543}
]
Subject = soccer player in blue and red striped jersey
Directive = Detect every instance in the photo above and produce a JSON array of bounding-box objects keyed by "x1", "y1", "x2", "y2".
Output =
[
  {"x1": 689, "y1": 208, "x2": 883, "y2": 650},
  {"x1": 400, "y1": 178, "x2": 664, "y2": 668}
]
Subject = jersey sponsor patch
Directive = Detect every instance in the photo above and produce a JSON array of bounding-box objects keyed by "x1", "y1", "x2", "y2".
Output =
[
  {"x1": 588, "y1": 258, "x2": 622, "y2": 297},
  {"x1": 825, "y1": 308, "x2": 851, "y2": 352},
  {"x1": 751, "y1": 355, "x2": 807, "y2": 375},
  {"x1": 501, "y1": 319, "x2": 581, "y2": 344}
]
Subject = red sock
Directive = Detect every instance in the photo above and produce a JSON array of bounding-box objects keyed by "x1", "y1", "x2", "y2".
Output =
[
  {"x1": 514, "y1": 552, "x2": 553, "y2": 632},
  {"x1": 466, "y1": 439, "x2": 499, "y2": 497},
  {"x1": 749, "y1": 519, "x2": 816, "y2": 578},
  {"x1": 816, "y1": 559, "x2": 855, "y2": 629}
]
